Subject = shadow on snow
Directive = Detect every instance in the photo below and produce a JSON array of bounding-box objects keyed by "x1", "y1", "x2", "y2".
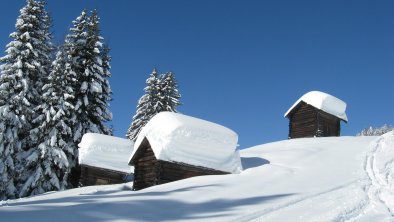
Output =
[{"x1": 1, "y1": 184, "x2": 294, "y2": 222}]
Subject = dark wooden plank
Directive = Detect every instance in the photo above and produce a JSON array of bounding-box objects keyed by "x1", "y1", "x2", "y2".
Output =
[{"x1": 79, "y1": 165, "x2": 130, "y2": 187}]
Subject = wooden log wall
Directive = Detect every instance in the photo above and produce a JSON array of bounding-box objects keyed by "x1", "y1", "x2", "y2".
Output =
[
  {"x1": 132, "y1": 143, "x2": 159, "y2": 191},
  {"x1": 317, "y1": 110, "x2": 340, "y2": 137},
  {"x1": 79, "y1": 165, "x2": 130, "y2": 186},
  {"x1": 157, "y1": 161, "x2": 228, "y2": 185},
  {"x1": 288, "y1": 102, "x2": 341, "y2": 139},
  {"x1": 289, "y1": 102, "x2": 318, "y2": 138}
]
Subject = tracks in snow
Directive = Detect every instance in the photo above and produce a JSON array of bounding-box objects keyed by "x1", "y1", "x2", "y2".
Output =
[
  {"x1": 364, "y1": 132, "x2": 394, "y2": 217},
  {"x1": 235, "y1": 133, "x2": 394, "y2": 222}
]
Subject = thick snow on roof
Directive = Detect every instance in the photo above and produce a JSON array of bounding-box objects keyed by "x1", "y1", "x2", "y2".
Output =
[
  {"x1": 129, "y1": 112, "x2": 242, "y2": 174},
  {"x1": 284, "y1": 91, "x2": 348, "y2": 122},
  {"x1": 79, "y1": 133, "x2": 134, "y2": 173}
]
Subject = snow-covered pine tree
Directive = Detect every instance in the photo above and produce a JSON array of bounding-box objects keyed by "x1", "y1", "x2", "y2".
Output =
[
  {"x1": 0, "y1": 0, "x2": 53, "y2": 199},
  {"x1": 18, "y1": 49, "x2": 73, "y2": 197},
  {"x1": 160, "y1": 72, "x2": 181, "y2": 112},
  {"x1": 126, "y1": 69, "x2": 161, "y2": 141},
  {"x1": 357, "y1": 124, "x2": 394, "y2": 136},
  {"x1": 66, "y1": 10, "x2": 112, "y2": 143},
  {"x1": 60, "y1": 10, "x2": 89, "y2": 186},
  {"x1": 62, "y1": 10, "x2": 112, "y2": 186},
  {"x1": 74, "y1": 11, "x2": 112, "y2": 138},
  {"x1": 126, "y1": 69, "x2": 181, "y2": 141}
]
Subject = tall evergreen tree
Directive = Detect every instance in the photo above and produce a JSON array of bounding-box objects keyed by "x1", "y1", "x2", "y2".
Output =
[
  {"x1": 19, "y1": 49, "x2": 72, "y2": 197},
  {"x1": 66, "y1": 10, "x2": 112, "y2": 142},
  {"x1": 62, "y1": 10, "x2": 112, "y2": 185},
  {"x1": 59, "y1": 10, "x2": 89, "y2": 184},
  {"x1": 126, "y1": 69, "x2": 181, "y2": 141},
  {"x1": 0, "y1": 0, "x2": 53, "y2": 199},
  {"x1": 160, "y1": 72, "x2": 181, "y2": 112},
  {"x1": 126, "y1": 69, "x2": 160, "y2": 141}
]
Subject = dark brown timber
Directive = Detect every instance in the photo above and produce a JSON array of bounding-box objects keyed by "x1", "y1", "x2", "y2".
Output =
[
  {"x1": 287, "y1": 102, "x2": 344, "y2": 139},
  {"x1": 79, "y1": 164, "x2": 131, "y2": 186}
]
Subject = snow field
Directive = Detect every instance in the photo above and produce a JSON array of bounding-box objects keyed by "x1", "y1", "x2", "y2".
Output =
[{"x1": 0, "y1": 135, "x2": 393, "y2": 222}]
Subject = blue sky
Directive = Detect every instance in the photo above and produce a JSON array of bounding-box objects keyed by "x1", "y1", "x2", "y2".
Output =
[{"x1": 1, "y1": 0, "x2": 393, "y2": 149}]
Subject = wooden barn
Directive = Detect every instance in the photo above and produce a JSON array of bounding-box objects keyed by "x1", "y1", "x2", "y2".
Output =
[
  {"x1": 78, "y1": 133, "x2": 134, "y2": 186},
  {"x1": 284, "y1": 91, "x2": 348, "y2": 139},
  {"x1": 128, "y1": 112, "x2": 242, "y2": 191}
]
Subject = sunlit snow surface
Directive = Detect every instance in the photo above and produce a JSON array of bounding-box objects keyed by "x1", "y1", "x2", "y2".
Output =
[
  {"x1": 79, "y1": 133, "x2": 134, "y2": 173},
  {"x1": 131, "y1": 112, "x2": 242, "y2": 174},
  {"x1": 1, "y1": 134, "x2": 393, "y2": 222}
]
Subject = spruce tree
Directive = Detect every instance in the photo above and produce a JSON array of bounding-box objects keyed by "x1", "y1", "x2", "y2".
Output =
[
  {"x1": 0, "y1": 0, "x2": 53, "y2": 199},
  {"x1": 126, "y1": 69, "x2": 160, "y2": 141},
  {"x1": 126, "y1": 69, "x2": 181, "y2": 141},
  {"x1": 160, "y1": 72, "x2": 181, "y2": 112},
  {"x1": 67, "y1": 10, "x2": 112, "y2": 142},
  {"x1": 59, "y1": 10, "x2": 89, "y2": 185},
  {"x1": 19, "y1": 49, "x2": 72, "y2": 197},
  {"x1": 63, "y1": 10, "x2": 112, "y2": 186}
]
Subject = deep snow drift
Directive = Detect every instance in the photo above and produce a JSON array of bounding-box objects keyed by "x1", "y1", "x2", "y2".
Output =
[{"x1": 1, "y1": 134, "x2": 393, "y2": 222}]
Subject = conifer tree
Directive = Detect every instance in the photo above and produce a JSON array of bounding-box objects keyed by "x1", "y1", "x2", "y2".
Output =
[
  {"x1": 66, "y1": 10, "x2": 112, "y2": 143},
  {"x1": 62, "y1": 10, "x2": 112, "y2": 186},
  {"x1": 160, "y1": 72, "x2": 181, "y2": 112},
  {"x1": 126, "y1": 69, "x2": 181, "y2": 141},
  {"x1": 0, "y1": 0, "x2": 53, "y2": 199},
  {"x1": 126, "y1": 69, "x2": 160, "y2": 141},
  {"x1": 19, "y1": 49, "x2": 72, "y2": 197}
]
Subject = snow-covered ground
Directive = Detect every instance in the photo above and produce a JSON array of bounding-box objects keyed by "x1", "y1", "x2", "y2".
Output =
[{"x1": 1, "y1": 134, "x2": 393, "y2": 222}]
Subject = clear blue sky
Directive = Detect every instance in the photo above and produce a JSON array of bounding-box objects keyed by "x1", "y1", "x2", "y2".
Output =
[{"x1": 1, "y1": 0, "x2": 393, "y2": 149}]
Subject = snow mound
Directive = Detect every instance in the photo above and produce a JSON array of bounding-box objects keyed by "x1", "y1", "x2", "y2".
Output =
[
  {"x1": 79, "y1": 133, "x2": 134, "y2": 173},
  {"x1": 284, "y1": 91, "x2": 348, "y2": 122},
  {"x1": 130, "y1": 112, "x2": 242, "y2": 174}
]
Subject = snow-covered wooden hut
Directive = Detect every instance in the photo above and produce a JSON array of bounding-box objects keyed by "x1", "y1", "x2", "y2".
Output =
[
  {"x1": 284, "y1": 91, "x2": 348, "y2": 139},
  {"x1": 128, "y1": 112, "x2": 242, "y2": 191},
  {"x1": 78, "y1": 133, "x2": 134, "y2": 186}
]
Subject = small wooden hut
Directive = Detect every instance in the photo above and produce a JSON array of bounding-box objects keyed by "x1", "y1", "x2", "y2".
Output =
[
  {"x1": 78, "y1": 133, "x2": 134, "y2": 186},
  {"x1": 128, "y1": 112, "x2": 242, "y2": 191},
  {"x1": 284, "y1": 91, "x2": 348, "y2": 139}
]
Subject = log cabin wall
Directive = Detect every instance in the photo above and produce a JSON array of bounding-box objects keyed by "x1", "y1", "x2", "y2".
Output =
[
  {"x1": 288, "y1": 102, "x2": 341, "y2": 139},
  {"x1": 157, "y1": 161, "x2": 228, "y2": 185},
  {"x1": 288, "y1": 102, "x2": 318, "y2": 138},
  {"x1": 79, "y1": 165, "x2": 130, "y2": 186},
  {"x1": 132, "y1": 138, "x2": 159, "y2": 191},
  {"x1": 316, "y1": 110, "x2": 340, "y2": 137}
]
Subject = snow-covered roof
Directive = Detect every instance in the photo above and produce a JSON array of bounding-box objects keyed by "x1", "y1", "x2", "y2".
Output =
[
  {"x1": 284, "y1": 91, "x2": 348, "y2": 122},
  {"x1": 129, "y1": 112, "x2": 242, "y2": 174},
  {"x1": 79, "y1": 133, "x2": 134, "y2": 173}
]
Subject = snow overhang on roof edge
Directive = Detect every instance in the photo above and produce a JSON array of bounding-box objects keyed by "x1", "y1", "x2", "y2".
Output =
[{"x1": 284, "y1": 91, "x2": 348, "y2": 122}]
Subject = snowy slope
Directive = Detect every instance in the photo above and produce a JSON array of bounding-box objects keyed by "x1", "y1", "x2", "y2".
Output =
[{"x1": 1, "y1": 134, "x2": 393, "y2": 222}]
